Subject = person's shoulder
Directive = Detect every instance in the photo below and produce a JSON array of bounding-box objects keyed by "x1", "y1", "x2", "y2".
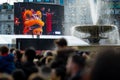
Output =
[
  {"x1": 23, "y1": 61, "x2": 35, "y2": 67},
  {"x1": 8, "y1": 53, "x2": 14, "y2": 58},
  {"x1": 0, "y1": 56, "x2": 2, "y2": 60}
]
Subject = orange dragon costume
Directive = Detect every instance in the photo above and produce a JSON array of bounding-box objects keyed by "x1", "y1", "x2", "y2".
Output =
[{"x1": 23, "y1": 10, "x2": 44, "y2": 35}]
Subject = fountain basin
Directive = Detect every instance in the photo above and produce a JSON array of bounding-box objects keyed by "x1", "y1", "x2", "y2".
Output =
[
  {"x1": 75, "y1": 25, "x2": 115, "y2": 34},
  {"x1": 74, "y1": 25, "x2": 116, "y2": 44}
]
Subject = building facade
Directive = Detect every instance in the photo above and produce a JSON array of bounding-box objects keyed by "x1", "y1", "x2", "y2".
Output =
[
  {"x1": 23, "y1": 0, "x2": 64, "y2": 5},
  {"x1": 108, "y1": 0, "x2": 120, "y2": 32},
  {"x1": 24, "y1": 0, "x2": 54, "y2": 3},
  {"x1": 0, "y1": 3, "x2": 14, "y2": 34}
]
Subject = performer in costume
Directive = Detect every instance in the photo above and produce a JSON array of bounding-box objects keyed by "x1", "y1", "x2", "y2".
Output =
[
  {"x1": 14, "y1": 17, "x2": 20, "y2": 26},
  {"x1": 14, "y1": 17, "x2": 20, "y2": 34},
  {"x1": 23, "y1": 9, "x2": 44, "y2": 36},
  {"x1": 46, "y1": 8, "x2": 54, "y2": 35}
]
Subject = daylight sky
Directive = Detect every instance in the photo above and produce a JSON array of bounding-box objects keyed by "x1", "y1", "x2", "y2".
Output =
[{"x1": 0, "y1": 0, "x2": 23, "y2": 5}]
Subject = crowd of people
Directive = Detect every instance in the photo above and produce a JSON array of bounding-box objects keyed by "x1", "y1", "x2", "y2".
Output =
[{"x1": 0, "y1": 38, "x2": 120, "y2": 80}]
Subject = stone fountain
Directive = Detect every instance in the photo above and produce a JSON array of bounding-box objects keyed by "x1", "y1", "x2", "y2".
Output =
[
  {"x1": 72, "y1": 0, "x2": 119, "y2": 45},
  {"x1": 74, "y1": 25, "x2": 116, "y2": 44}
]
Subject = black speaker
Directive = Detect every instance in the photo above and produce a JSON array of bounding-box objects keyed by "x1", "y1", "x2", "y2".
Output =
[{"x1": 16, "y1": 38, "x2": 56, "y2": 50}]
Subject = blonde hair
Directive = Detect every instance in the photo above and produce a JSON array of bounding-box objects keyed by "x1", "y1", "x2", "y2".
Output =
[
  {"x1": 28, "y1": 73, "x2": 44, "y2": 80},
  {"x1": 0, "y1": 73, "x2": 13, "y2": 80}
]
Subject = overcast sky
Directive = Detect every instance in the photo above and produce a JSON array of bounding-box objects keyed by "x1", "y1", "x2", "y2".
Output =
[{"x1": 0, "y1": 0, "x2": 23, "y2": 5}]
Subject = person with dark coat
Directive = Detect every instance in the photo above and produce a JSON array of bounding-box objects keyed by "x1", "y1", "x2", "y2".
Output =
[
  {"x1": 90, "y1": 48, "x2": 120, "y2": 80},
  {"x1": 12, "y1": 69, "x2": 26, "y2": 80},
  {"x1": 0, "y1": 46, "x2": 15, "y2": 74},
  {"x1": 66, "y1": 54, "x2": 86, "y2": 80},
  {"x1": 22, "y1": 48, "x2": 38, "y2": 79},
  {"x1": 14, "y1": 50, "x2": 23, "y2": 69}
]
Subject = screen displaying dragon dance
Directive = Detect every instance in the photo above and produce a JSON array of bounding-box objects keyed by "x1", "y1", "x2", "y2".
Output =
[{"x1": 14, "y1": 2, "x2": 64, "y2": 35}]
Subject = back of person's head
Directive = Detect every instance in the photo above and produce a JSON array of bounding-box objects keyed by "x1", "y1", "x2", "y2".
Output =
[
  {"x1": 46, "y1": 51, "x2": 53, "y2": 57},
  {"x1": 66, "y1": 54, "x2": 86, "y2": 79},
  {"x1": 43, "y1": 51, "x2": 53, "y2": 57},
  {"x1": 90, "y1": 48, "x2": 120, "y2": 80},
  {"x1": 10, "y1": 48, "x2": 15, "y2": 53},
  {"x1": 50, "y1": 60, "x2": 64, "y2": 69},
  {"x1": 41, "y1": 66, "x2": 51, "y2": 74},
  {"x1": 55, "y1": 38, "x2": 67, "y2": 48},
  {"x1": 71, "y1": 54, "x2": 86, "y2": 68},
  {"x1": 0, "y1": 46, "x2": 9, "y2": 55},
  {"x1": 15, "y1": 49, "x2": 23, "y2": 60},
  {"x1": 0, "y1": 73, "x2": 13, "y2": 80},
  {"x1": 28, "y1": 73, "x2": 44, "y2": 80},
  {"x1": 12, "y1": 69, "x2": 26, "y2": 80},
  {"x1": 51, "y1": 67, "x2": 66, "y2": 80},
  {"x1": 40, "y1": 66, "x2": 51, "y2": 79},
  {"x1": 25, "y1": 48, "x2": 36, "y2": 62}
]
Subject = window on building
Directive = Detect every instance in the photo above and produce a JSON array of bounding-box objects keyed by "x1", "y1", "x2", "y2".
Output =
[
  {"x1": 8, "y1": 5, "x2": 12, "y2": 10},
  {"x1": 68, "y1": 0, "x2": 74, "y2": 3},
  {"x1": 6, "y1": 24, "x2": 11, "y2": 34},
  {"x1": 0, "y1": 5, "x2": 2, "y2": 11},
  {"x1": 45, "y1": 0, "x2": 50, "y2": 2},
  {"x1": 44, "y1": 0, "x2": 54, "y2": 2},
  {"x1": 0, "y1": 24, "x2": 1, "y2": 34},
  {"x1": 24, "y1": 0, "x2": 29, "y2": 2},
  {"x1": 29, "y1": 0, "x2": 33, "y2": 2},
  {"x1": 37, "y1": 0, "x2": 42, "y2": 2},
  {"x1": 8, "y1": 24, "x2": 11, "y2": 27},
  {"x1": 60, "y1": 0, "x2": 64, "y2": 5},
  {"x1": 8, "y1": 15, "x2": 11, "y2": 19},
  {"x1": 50, "y1": 0, "x2": 54, "y2": 2}
]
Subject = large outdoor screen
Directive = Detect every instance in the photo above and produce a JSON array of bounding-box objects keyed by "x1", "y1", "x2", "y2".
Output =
[{"x1": 14, "y1": 2, "x2": 64, "y2": 35}]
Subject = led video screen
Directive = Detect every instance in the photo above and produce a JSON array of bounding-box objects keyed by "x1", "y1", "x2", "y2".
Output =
[{"x1": 14, "y1": 2, "x2": 64, "y2": 35}]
